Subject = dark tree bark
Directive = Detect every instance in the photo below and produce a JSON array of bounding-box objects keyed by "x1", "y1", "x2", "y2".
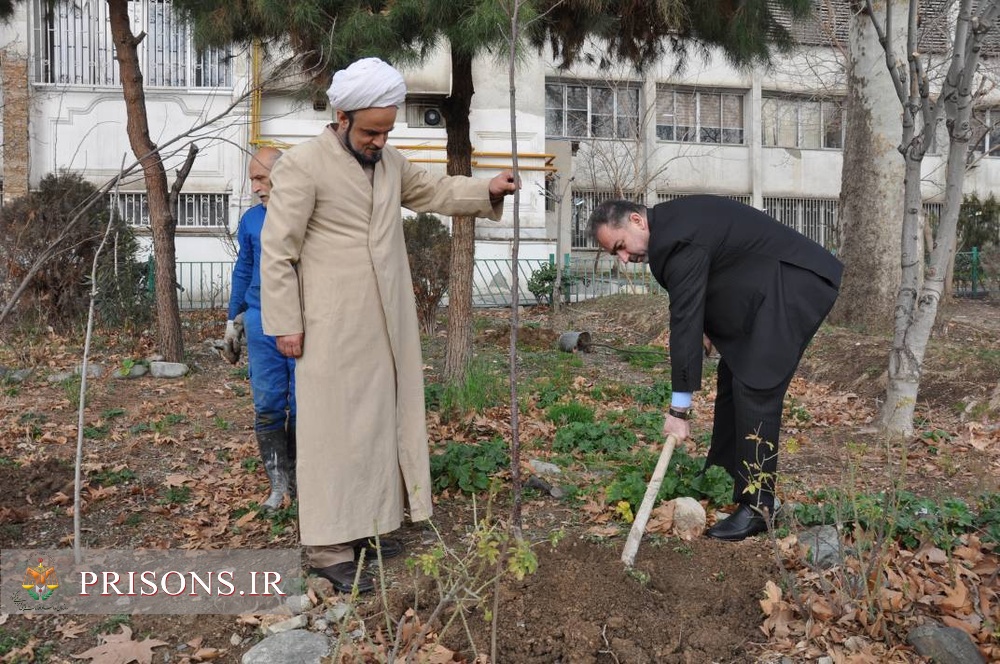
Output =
[
  {"x1": 107, "y1": 0, "x2": 183, "y2": 362},
  {"x1": 442, "y1": 52, "x2": 476, "y2": 382}
]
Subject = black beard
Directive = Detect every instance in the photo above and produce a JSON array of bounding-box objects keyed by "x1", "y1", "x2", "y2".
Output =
[
  {"x1": 344, "y1": 116, "x2": 382, "y2": 166},
  {"x1": 348, "y1": 141, "x2": 382, "y2": 166}
]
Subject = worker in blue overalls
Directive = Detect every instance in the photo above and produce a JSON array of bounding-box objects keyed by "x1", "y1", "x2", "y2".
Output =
[{"x1": 224, "y1": 147, "x2": 296, "y2": 510}]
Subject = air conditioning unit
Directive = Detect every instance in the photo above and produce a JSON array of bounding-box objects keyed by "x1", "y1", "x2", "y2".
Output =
[{"x1": 406, "y1": 100, "x2": 445, "y2": 128}]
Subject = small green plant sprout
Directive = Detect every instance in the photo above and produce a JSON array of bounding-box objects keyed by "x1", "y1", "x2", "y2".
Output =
[
  {"x1": 626, "y1": 567, "x2": 651, "y2": 585},
  {"x1": 89, "y1": 465, "x2": 136, "y2": 487},
  {"x1": 118, "y1": 358, "x2": 136, "y2": 376},
  {"x1": 784, "y1": 397, "x2": 812, "y2": 425},
  {"x1": 615, "y1": 500, "x2": 635, "y2": 523}
]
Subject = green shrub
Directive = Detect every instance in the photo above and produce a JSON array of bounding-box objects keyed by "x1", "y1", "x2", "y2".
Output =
[
  {"x1": 0, "y1": 172, "x2": 150, "y2": 330},
  {"x1": 430, "y1": 438, "x2": 510, "y2": 494},
  {"x1": 527, "y1": 262, "x2": 575, "y2": 305},
  {"x1": 403, "y1": 213, "x2": 451, "y2": 335},
  {"x1": 792, "y1": 489, "x2": 1000, "y2": 550},
  {"x1": 606, "y1": 448, "x2": 732, "y2": 508}
]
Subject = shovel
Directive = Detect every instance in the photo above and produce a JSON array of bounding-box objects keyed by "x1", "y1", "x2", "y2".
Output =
[{"x1": 621, "y1": 433, "x2": 679, "y2": 568}]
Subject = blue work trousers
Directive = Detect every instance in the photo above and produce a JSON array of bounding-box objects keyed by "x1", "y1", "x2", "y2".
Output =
[{"x1": 243, "y1": 307, "x2": 296, "y2": 433}]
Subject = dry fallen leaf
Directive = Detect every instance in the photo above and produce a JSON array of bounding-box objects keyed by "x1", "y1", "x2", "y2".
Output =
[
  {"x1": 73, "y1": 625, "x2": 168, "y2": 664},
  {"x1": 57, "y1": 620, "x2": 87, "y2": 639}
]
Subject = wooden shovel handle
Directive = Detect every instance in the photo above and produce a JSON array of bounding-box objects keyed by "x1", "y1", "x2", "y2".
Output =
[{"x1": 621, "y1": 433, "x2": 679, "y2": 568}]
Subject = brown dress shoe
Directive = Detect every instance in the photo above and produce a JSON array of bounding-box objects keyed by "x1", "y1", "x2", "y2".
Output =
[{"x1": 308, "y1": 561, "x2": 375, "y2": 594}]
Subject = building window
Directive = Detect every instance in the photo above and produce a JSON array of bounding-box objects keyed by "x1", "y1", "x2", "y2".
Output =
[
  {"x1": 545, "y1": 81, "x2": 640, "y2": 140},
  {"x1": 32, "y1": 0, "x2": 230, "y2": 87},
  {"x1": 972, "y1": 108, "x2": 1000, "y2": 156},
  {"x1": 762, "y1": 96, "x2": 844, "y2": 149},
  {"x1": 656, "y1": 87, "x2": 745, "y2": 144},
  {"x1": 113, "y1": 192, "x2": 229, "y2": 228}
]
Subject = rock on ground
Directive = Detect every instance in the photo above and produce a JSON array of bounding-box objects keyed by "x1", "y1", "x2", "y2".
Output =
[{"x1": 241, "y1": 630, "x2": 330, "y2": 664}]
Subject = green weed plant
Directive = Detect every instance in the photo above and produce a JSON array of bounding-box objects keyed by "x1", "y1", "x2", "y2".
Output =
[{"x1": 430, "y1": 437, "x2": 509, "y2": 494}]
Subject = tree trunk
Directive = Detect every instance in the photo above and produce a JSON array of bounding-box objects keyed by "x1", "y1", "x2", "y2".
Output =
[
  {"x1": 108, "y1": 0, "x2": 183, "y2": 362},
  {"x1": 829, "y1": 1, "x2": 906, "y2": 334},
  {"x1": 442, "y1": 52, "x2": 476, "y2": 382},
  {"x1": 879, "y1": 0, "x2": 998, "y2": 434}
]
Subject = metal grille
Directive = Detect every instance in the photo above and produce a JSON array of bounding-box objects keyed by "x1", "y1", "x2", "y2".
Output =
[
  {"x1": 33, "y1": 0, "x2": 230, "y2": 87},
  {"x1": 114, "y1": 192, "x2": 229, "y2": 228},
  {"x1": 762, "y1": 197, "x2": 838, "y2": 247},
  {"x1": 658, "y1": 192, "x2": 752, "y2": 206}
]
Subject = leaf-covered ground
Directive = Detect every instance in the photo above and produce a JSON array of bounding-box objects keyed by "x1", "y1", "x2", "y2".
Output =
[{"x1": 0, "y1": 295, "x2": 998, "y2": 663}]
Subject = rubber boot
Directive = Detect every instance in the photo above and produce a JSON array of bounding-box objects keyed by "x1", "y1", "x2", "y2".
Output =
[
  {"x1": 286, "y1": 424, "x2": 297, "y2": 498},
  {"x1": 256, "y1": 429, "x2": 290, "y2": 510}
]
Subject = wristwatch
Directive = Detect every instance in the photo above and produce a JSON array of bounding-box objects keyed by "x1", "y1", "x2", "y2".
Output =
[{"x1": 667, "y1": 407, "x2": 690, "y2": 420}]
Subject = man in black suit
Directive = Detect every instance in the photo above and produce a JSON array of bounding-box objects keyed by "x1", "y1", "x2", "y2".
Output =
[{"x1": 589, "y1": 196, "x2": 843, "y2": 541}]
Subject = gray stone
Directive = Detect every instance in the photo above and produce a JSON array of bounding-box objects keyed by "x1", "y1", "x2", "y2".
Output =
[
  {"x1": 907, "y1": 624, "x2": 985, "y2": 664},
  {"x1": 263, "y1": 614, "x2": 308, "y2": 636},
  {"x1": 5, "y1": 369, "x2": 32, "y2": 383},
  {"x1": 671, "y1": 497, "x2": 707, "y2": 539},
  {"x1": 115, "y1": 364, "x2": 148, "y2": 379},
  {"x1": 241, "y1": 630, "x2": 330, "y2": 664},
  {"x1": 311, "y1": 619, "x2": 328, "y2": 632},
  {"x1": 48, "y1": 371, "x2": 75, "y2": 383},
  {"x1": 76, "y1": 363, "x2": 104, "y2": 378},
  {"x1": 149, "y1": 361, "x2": 189, "y2": 378},
  {"x1": 528, "y1": 459, "x2": 562, "y2": 476},
  {"x1": 284, "y1": 594, "x2": 312, "y2": 615},
  {"x1": 325, "y1": 603, "x2": 351, "y2": 623},
  {"x1": 798, "y1": 525, "x2": 843, "y2": 569}
]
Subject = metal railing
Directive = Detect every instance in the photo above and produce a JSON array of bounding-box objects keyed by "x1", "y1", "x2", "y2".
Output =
[
  {"x1": 953, "y1": 247, "x2": 994, "y2": 298},
  {"x1": 174, "y1": 250, "x2": 990, "y2": 310}
]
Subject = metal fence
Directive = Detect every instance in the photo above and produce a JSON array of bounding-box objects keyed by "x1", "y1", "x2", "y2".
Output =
[
  {"x1": 954, "y1": 247, "x2": 995, "y2": 298},
  {"x1": 174, "y1": 249, "x2": 991, "y2": 310}
]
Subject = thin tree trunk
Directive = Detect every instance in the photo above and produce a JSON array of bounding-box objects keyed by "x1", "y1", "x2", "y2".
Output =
[
  {"x1": 879, "y1": 0, "x2": 1000, "y2": 434},
  {"x1": 108, "y1": 0, "x2": 183, "y2": 362},
  {"x1": 506, "y1": 0, "x2": 524, "y2": 541},
  {"x1": 442, "y1": 52, "x2": 476, "y2": 382}
]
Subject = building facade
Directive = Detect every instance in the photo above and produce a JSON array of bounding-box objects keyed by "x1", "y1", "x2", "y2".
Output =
[{"x1": 2, "y1": 0, "x2": 999, "y2": 303}]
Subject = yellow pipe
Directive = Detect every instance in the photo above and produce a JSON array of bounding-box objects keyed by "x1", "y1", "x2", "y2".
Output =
[
  {"x1": 395, "y1": 144, "x2": 556, "y2": 166},
  {"x1": 249, "y1": 41, "x2": 263, "y2": 147},
  {"x1": 407, "y1": 157, "x2": 557, "y2": 171}
]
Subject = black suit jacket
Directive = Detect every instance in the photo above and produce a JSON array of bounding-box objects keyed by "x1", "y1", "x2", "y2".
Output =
[{"x1": 648, "y1": 196, "x2": 843, "y2": 392}]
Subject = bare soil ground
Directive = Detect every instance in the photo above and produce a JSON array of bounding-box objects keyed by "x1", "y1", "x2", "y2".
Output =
[{"x1": 1, "y1": 295, "x2": 998, "y2": 663}]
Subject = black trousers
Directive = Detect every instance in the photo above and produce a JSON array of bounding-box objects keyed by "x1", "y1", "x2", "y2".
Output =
[{"x1": 706, "y1": 359, "x2": 794, "y2": 511}]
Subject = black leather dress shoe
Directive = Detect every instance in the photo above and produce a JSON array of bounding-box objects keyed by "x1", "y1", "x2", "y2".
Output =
[
  {"x1": 353, "y1": 536, "x2": 404, "y2": 562},
  {"x1": 705, "y1": 504, "x2": 770, "y2": 542},
  {"x1": 308, "y1": 561, "x2": 375, "y2": 594}
]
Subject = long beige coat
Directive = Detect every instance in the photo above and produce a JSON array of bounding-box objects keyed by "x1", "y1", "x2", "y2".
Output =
[{"x1": 260, "y1": 127, "x2": 501, "y2": 545}]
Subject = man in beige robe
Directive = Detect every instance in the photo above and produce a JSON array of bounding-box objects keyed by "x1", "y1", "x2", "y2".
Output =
[{"x1": 260, "y1": 57, "x2": 518, "y2": 594}]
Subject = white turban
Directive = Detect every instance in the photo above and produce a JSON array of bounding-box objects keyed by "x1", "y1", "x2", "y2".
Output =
[{"x1": 326, "y1": 57, "x2": 407, "y2": 111}]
